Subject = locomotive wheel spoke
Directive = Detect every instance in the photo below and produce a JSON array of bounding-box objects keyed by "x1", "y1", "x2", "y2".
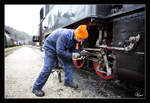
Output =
[{"x1": 93, "y1": 61, "x2": 114, "y2": 80}]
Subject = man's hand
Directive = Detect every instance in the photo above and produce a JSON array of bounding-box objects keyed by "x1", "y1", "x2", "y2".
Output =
[{"x1": 72, "y1": 53, "x2": 80, "y2": 60}]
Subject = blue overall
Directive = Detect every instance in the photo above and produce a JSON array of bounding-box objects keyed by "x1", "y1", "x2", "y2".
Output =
[{"x1": 33, "y1": 29, "x2": 79, "y2": 90}]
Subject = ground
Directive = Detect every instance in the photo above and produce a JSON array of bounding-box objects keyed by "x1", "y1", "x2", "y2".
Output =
[
  {"x1": 5, "y1": 45, "x2": 105, "y2": 98},
  {"x1": 4, "y1": 45, "x2": 143, "y2": 99}
]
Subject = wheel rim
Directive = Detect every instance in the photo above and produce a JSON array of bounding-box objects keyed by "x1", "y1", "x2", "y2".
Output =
[
  {"x1": 93, "y1": 61, "x2": 114, "y2": 80},
  {"x1": 73, "y1": 60, "x2": 85, "y2": 69},
  {"x1": 73, "y1": 43, "x2": 85, "y2": 69}
]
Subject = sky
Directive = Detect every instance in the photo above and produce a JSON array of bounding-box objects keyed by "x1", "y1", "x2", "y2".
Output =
[{"x1": 5, "y1": 5, "x2": 44, "y2": 36}]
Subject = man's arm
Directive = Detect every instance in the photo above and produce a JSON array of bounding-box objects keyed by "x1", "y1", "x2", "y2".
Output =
[{"x1": 56, "y1": 35, "x2": 72, "y2": 59}]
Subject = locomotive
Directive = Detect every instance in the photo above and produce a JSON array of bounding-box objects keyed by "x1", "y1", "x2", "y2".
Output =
[
  {"x1": 39, "y1": 4, "x2": 145, "y2": 87},
  {"x1": 4, "y1": 30, "x2": 21, "y2": 47}
]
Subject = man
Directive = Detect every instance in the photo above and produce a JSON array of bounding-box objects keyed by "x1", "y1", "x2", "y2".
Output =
[{"x1": 32, "y1": 25, "x2": 88, "y2": 97}]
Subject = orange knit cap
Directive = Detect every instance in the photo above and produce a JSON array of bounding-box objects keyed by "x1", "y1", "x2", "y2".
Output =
[{"x1": 74, "y1": 25, "x2": 88, "y2": 39}]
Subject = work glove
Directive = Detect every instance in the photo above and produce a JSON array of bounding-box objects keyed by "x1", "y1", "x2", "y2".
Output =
[{"x1": 72, "y1": 52, "x2": 81, "y2": 60}]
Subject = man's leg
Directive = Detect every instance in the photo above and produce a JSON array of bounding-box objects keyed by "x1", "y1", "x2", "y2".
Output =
[
  {"x1": 58, "y1": 57, "x2": 78, "y2": 89},
  {"x1": 64, "y1": 61, "x2": 73, "y2": 83},
  {"x1": 33, "y1": 53, "x2": 57, "y2": 96}
]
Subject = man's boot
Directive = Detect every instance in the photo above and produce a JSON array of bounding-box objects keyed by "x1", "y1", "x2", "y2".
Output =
[
  {"x1": 32, "y1": 89, "x2": 45, "y2": 97},
  {"x1": 64, "y1": 82, "x2": 78, "y2": 89}
]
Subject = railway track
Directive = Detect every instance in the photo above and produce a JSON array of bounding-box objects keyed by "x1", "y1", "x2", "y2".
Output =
[
  {"x1": 5, "y1": 46, "x2": 23, "y2": 57},
  {"x1": 73, "y1": 67, "x2": 145, "y2": 98}
]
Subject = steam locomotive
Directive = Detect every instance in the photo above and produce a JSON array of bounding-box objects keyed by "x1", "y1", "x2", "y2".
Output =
[{"x1": 38, "y1": 4, "x2": 145, "y2": 87}]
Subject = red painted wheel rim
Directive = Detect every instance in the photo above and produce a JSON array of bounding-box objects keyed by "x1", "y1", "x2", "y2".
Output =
[
  {"x1": 74, "y1": 43, "x2": 85, "y2": 69},
  {"x1": 93, "y1": 61, "x2": 114, "y2": 80},
  {"x1": 73, "y1": 60, "x2": 85, "y2": 69}
]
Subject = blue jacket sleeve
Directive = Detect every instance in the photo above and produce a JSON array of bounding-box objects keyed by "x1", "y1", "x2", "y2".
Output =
[
  {"x1": 56, "y1": 35, "x2": 72, "y2": 59},
  {"x1": 72, "y1": 47, "x2": 80, "y2": 53}
]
